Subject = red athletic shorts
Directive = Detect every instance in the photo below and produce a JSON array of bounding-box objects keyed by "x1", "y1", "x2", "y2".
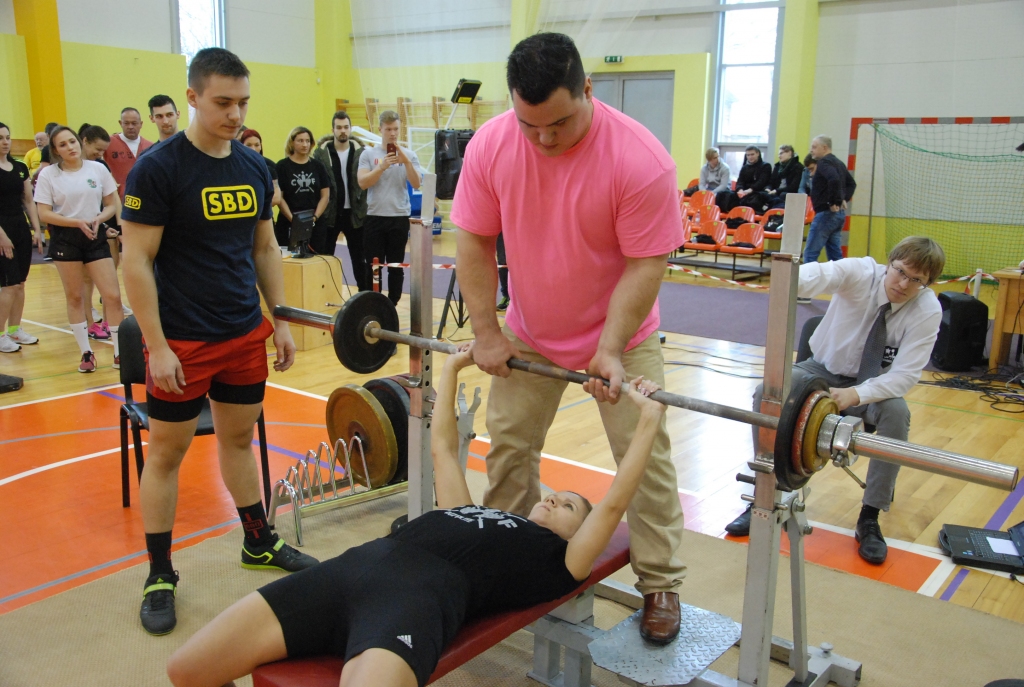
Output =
[{"x1": 145, "y1": 317, "x2": 275, "y2": 422}]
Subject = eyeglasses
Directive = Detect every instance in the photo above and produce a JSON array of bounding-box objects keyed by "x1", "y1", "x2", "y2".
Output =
[{"x1": 888, "y1": 263, "x2": 928, "y2": 289}]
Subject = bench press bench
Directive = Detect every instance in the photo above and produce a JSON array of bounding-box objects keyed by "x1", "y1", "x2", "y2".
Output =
[{"x1": 253, "y1": 523, "x2": 631, "y2": 687}]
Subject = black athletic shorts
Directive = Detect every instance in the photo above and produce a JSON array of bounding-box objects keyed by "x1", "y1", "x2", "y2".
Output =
[
  {"x1": 0, "y1": 213, "x2": 32, "y2": 287},
  {"x1": 48, "y1": 225, "x2": 112, "y2": 263},
  {"x1": 258, "y1": 538, "x2": 470, "y2": 687}
]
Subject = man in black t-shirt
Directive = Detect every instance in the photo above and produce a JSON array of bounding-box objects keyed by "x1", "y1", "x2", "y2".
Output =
[
  {"x1": 121, "y1": 48, "x2": 318, "y2": 638},
  {"x1": 311, "y1": 111, "x2": 368, "y2": 283}
]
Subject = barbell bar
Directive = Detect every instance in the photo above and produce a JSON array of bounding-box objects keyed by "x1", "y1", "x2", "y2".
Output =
[{"x1": 273, "y1": 294, "x2": 1019, "y2": 493}]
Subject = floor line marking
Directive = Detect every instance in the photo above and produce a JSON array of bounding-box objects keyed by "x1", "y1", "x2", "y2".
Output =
[
  {"x1": 0, "y1": 384, "x2": 121, "y2": 410},
  {"x1": 267, "y1": 382, "x2": 328, "y2": 401},
  {"x1": 0, "y1": 427, "x2": 120, "y2": 445},
  {"x1": 0, "y1": 444, "x2": 144, "y2": 487}
]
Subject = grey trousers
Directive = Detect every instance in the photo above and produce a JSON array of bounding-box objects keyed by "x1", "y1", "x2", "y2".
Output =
[{"x1": 752, "y1": 358, "x2": 910, "y2": 511}]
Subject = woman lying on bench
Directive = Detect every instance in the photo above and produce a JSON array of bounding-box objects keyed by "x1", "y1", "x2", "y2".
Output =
[{"x1": 167, "y1": 343, "x2": 667, "y2": 687}]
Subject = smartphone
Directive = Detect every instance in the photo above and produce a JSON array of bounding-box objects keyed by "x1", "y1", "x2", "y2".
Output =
[{"x1": 387, "y1": 143, "x2": 397, "y2": 156}]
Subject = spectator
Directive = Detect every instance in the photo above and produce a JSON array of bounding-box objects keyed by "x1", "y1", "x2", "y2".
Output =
[
  {"x1": 764, "y1": 145, "x2": 803, "y2": 209},
  {"x1": 312, "y1": 111, "x2": 368, "y2": 275},
  {"x1": 716, "y1": 146, "x2": 770, "y2": 212},
  {"x1": 275, "y1": 127, "x2": 331, "y2": 248},
  {"x1": 34, "y1": 122, "x2": 61, "y2": 174},
  {"x1": 685, "y1": 147, "x2": 730, "y2": 197},
  {"x1": 804, "y1": 135, "x2": 856, "y2": 265},
  {"x1": 148, "y1": 95, "x2": 180, "y2": 143},
  {"x1": 77, "y1": 124, "x2": 119, "y2": 340},
  {"x1": 357, "y1": 110, "x2": 424, "y2": 305},
  {"x1": 103, "y1": 107, "x2": 153, "y2": 202},
  {"x1": 22, "y1": 132, "x2": 47, "y2": 173},
  {"x1": 0, "y1": 122, "x2": 44, "y2": 353},
  {"x1": 34, "y1": 126, "x2": 124, "y2": 372},
  {"x1": 240, "y1": 129, "x2": 282, "y2": 208},
  {"x1": 798, "y1": 153, "x2": 815, "y2": 194}
]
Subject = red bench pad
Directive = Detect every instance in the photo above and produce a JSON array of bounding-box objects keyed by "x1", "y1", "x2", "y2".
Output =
[{"x1": 253, "y1": 523, "x2": 631, "y2": 686}]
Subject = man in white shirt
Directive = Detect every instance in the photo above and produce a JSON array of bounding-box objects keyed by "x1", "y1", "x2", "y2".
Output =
[{"x1": 727, "y1": 236, "x2": 946, "y2": 564}]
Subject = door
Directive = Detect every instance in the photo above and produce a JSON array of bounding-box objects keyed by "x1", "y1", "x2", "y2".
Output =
[{"x1": 591, "y1": 71, "x2": 674, "y2": 152}]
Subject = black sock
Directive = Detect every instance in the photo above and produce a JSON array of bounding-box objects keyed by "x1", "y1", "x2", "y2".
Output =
[
  {"x1": 859, "y1": 505, "x2": 880, "y2": 523},
  {"x1": 146, "y1": 531, "x2": 174, "y2": 578},
  {"x1": 238, "y1": 502, "x2": 274, "y2": 547}
]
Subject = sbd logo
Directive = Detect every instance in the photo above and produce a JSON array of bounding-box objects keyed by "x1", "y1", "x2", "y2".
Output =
[{"x1": 202, "y1": 186, "x2": 258, "y2": 220}]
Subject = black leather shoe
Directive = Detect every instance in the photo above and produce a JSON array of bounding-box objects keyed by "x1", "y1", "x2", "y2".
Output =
[
  {"x1": 855, "y1": 518, "x2": 888, "y2": 564},
  {"x1": 725, "y1": 505, "x2": 752, "y2": 536}
]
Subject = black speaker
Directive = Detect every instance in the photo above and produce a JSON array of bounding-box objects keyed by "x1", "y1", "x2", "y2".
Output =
[
  {"x1": 930, "y1": 292, "x2": 989, "y2": 371},
  {"x1": 434, "y1": 129, "x2": 475, "y2": 200}
]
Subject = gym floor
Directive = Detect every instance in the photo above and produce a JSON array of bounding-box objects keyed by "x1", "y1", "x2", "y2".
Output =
[{"x1": 2, "y1": 234, "x2": 1023, "y2": 624}]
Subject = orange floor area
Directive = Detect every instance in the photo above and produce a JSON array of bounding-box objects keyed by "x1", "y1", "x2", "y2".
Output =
[{"x1": 2, "y1": 385, "x2": 943, "y2": 616}]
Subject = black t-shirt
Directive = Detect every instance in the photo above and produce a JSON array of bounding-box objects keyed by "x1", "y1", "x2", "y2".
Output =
[
  {"x1": 121, "y1": 132, "x2": 274, "y2": 341},
  {"x1": 262, "y1": 156, "x2": 278, "y2": 181},
  {"x1": 327, "y1": 145, "x2": 348, "y2": 207},
  {"x1": 275, "y1": 157, "x2": 329, "y2": 216},
  {"x1": 389, "y1": 507, "x2": 582, "y2": 618},
  {"x1": 40, "y1": 148, "x2": 50, "y2": 164},
  {"x1": 0, "y1": 160, "x2": 29, "y2": 216}
]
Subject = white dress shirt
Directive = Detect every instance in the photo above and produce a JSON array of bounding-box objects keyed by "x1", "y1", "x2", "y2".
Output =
[{"x1": 799, "y1": 257, "x2": 942, "y2": 405}]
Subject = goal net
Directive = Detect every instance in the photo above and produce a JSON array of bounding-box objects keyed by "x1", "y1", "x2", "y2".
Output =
[{"x1": 872, "y1": 122, "x2": 1024, "y2": 276}]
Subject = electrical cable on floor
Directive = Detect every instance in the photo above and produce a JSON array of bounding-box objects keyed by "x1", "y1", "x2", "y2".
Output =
[
  {"x1": 918, "y1": 367, "x2": 1024, "y2": 413},
  {"x1": 315, "y1": 254, "x2": 353, "y2": 301},
  {"x1": 662, "y1": 342, "x2": 765, "y2": 367}
]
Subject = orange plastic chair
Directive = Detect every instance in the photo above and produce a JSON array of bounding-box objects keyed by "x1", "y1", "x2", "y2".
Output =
[
  {"x1": 690, "y1": 190, "x2": 717, "y2": 210},
  {"x1": 804, "y1": 196, "x2": 815, "y2": 224},
  {"x1": 722, "y1": 206, "x2": 756, "y2": 236},
  {"x1": 759, "y1": 208, "x2": 785, "y2": 241},
  {"x1": 721, "y1": 223, "x2": 765, "y2": 278},
  {"x1": 692, "y1": 204, "x2": 720, "y2": 225},
  {"x1": 680, "y1": 220, "x2": 727, "y2": 260},
  {"x1": 687, "y1": 178, "x2": 699, "y2": 189}
]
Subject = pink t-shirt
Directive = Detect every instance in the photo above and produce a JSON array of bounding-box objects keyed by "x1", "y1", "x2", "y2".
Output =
[{"x1": 451, "y1": 98, "x2": 683, "y2": 370}]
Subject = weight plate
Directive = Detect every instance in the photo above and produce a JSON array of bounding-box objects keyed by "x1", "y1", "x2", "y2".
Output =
[
  {"x1": 364, "y1": 377, "x2": 411, "y2": 484},
  {"x1": 791, "y1": 391, "x2": 828, "y2": 478},
  {"x1": 326, "y1": 384, "x2": 398, "y2": 488},
  {"x1": 774, "y1": 368, "x2": 830, "y2": 491},
  {"x1": 802, "y1": 394, "x2": 838, "y2": 475},
  {"x1": 333, "y1": 291, "x2": 399, "y2": 374}
]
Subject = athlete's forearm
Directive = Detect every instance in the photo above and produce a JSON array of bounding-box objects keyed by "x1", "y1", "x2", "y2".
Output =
[
  {"x1": 454, "y1": 229, "x2": 502, "y2": 339},
  {"x1": 602, "y1": 409, "x2": 660, "y2": 513},
  {"x1": 357, "y1": 167, "x2": 383, "y2": 190},
  {"x1": 431, "y1": 357, "x2": 474, "y2": 508},
  {"x1": 36, "y1": 206, "x2": 83, "y2": 228},
  {"x1": 22, "y1": 185, "x2": 41, "y2": 233},
  {"x1": 597, "y1": 255, "x2": 667, "y2": 357}
]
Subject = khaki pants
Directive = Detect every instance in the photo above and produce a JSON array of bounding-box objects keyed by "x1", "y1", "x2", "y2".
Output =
[{"x1": 483, "y1": 328, "x2": 686, "y2": 594}]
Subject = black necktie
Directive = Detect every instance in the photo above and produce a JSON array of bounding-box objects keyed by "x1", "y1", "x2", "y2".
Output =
[{"x1": 856, "y1": 302, "x2": 892, "y2": 384}]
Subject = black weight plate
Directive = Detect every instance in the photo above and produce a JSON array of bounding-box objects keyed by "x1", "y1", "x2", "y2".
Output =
[
  {"x1": 364, "y1": 377, "x2": 411, "y2": 484},
  {"x1": 773, "y1": 368, "x2": 830, "y2": 491},
  {"x1": 333, "y1": 291, "x2": 399, "y2": 374}
]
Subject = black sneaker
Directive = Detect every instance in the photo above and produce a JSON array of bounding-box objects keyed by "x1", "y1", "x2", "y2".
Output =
[
  {"x1": 241, "y1": 536, "x2": 320, "y2": 572},
  {"x1": 140, "y1": 571, "x2": 178, "y2": 635},
  {"x1": 497, "y1": 296, "x2": 510, "y2": 311},
  {"x1": 855, "y1": 518, "x2": 888, "y2": 564}
]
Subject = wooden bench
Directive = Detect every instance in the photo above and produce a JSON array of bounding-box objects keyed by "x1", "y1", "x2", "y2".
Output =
[{"x1": 253, "y1": 522, "x2": 631, "y2": 687}]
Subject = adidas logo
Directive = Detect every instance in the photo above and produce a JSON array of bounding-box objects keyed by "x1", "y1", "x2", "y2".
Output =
[{"x1": 397, "y1": 634, "x2": 413, "y2": 649}]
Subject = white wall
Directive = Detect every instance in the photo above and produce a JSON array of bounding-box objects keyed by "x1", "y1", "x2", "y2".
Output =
[
  {"x1": 0, "y1": 0, "x2": 15, "y2": 35},
  {"x1": 812, "y1": 0, "x2": 1024, "y2": 161},
  {"x1": 57, "y1": 0, "x2": 175, "y2": 52},
  {"x1": 226, "y1": 0, "x2": 315, "y2": 68}
]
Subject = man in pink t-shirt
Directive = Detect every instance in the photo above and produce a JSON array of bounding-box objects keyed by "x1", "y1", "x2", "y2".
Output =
[{"x1": 451, "y1": 32, "x2": 686, "y2": 644}]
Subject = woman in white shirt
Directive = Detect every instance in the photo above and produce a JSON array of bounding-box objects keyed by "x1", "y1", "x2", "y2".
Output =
[{"x1": 34, "y1": 126, "x2": 124, "y2": 373}]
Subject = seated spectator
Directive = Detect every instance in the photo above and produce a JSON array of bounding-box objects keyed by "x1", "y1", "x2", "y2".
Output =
[
  {"x1": 22, "y1": 132, "x2": 47, "y2": 172},
  {"x1": 765, "y1": 145, "x2": 803, "y2": 209},
  {"x1": 716, "y1": 146, "x2": 770, "y2": 212},
  {"x1": 684, "y1": 147, "x2": 730, "y2": 197},
  {"x1": 799, "y1": 154, "x2": 815, "y2": 194}
]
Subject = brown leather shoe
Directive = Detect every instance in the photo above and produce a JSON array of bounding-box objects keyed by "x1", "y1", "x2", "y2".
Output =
[{"x1": 639, "y1": 591, "x2": 680, "y2": 645}]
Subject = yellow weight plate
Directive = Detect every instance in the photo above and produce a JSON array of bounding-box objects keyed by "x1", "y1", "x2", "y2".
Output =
[
  {"x1": 326, "y1": 384, "x2": 398, "y2": 488},
  {"x1": 802, "y1": 394, "x2": 839, "y2": 474}
]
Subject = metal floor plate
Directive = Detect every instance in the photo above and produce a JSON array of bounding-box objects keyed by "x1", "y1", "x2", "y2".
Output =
[{"x1": 590, "y1": 603, "x2": 741, "y2": 686}]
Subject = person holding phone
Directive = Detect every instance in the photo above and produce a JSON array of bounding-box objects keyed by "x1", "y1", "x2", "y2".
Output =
[{"x1": 357, "y1": 110, "x2": 424, "y2": 305}]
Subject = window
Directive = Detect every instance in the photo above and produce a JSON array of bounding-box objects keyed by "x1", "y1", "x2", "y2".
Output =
[
  {"x1": 177, "y1": 0, "x2": 225, "y2": 66},
  {"x1": 715, "y1": 2, "x2": 779, "y2": 177}
]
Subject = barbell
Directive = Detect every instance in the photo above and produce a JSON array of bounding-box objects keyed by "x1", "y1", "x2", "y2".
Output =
[{"x1": 274, "y1": 292, "x2": 1019, "y2": 493}]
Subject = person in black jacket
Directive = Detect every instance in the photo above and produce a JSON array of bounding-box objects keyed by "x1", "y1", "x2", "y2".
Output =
[
  {"x1": 804, "y1": 135, "x2": 856, "y2": 264},
  {"x1": 716, "y1": 146, "x2": 770, "y2": 213},
  {"x1": 765, "y1": 145, "x2": 804, "y2": 210}
]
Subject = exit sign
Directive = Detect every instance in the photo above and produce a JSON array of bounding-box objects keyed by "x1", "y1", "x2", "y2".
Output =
[{"x1": 604, "y1": 56, "x2": 623, "y2": 63}]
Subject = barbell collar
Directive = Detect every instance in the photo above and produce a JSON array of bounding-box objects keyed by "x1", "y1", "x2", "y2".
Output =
[{"x1": 848, "y1": 431, "x2": 1019, "y2": 492}]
